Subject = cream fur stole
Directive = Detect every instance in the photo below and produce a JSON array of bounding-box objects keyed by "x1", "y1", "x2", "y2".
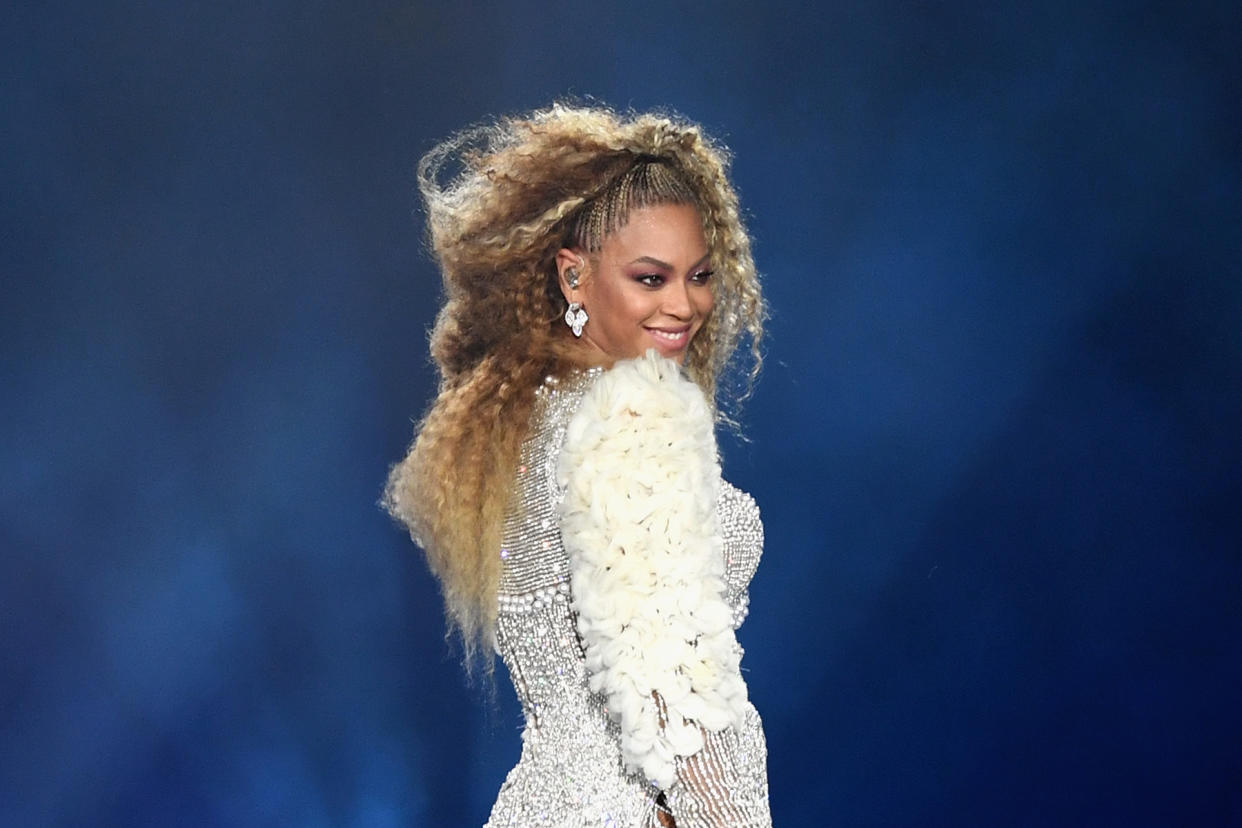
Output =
[{"x1": 557, "y1": 351, "x2": 749, "y2": 790}]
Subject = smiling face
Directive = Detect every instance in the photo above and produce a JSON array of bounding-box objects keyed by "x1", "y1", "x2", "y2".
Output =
[{"x1": 558, "y1": 203, "x2": 714, "y2": 365}]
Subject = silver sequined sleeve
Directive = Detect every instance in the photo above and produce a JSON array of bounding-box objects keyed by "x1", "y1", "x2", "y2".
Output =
[
  {"x1": 660, "y1": 484, "x2": 772, "y2": 827},
  {"x1": 665, "y1": 709, "x2": 772, "y2": 826}
]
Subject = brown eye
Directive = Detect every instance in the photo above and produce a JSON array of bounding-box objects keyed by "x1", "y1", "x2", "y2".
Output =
[
  {"x1": 691, "y1": 270, "x2": 715, "y2": 284},
  {"x1": 635, "y1": 273, "x2": 665, "y2": 287}
]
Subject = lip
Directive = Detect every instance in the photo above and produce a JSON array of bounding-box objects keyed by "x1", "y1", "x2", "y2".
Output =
[{"x1": 644, "y1": 325, "x2": 692, "y2": 352}]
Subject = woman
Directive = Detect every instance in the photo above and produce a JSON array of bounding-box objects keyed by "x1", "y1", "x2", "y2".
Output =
[{"x1": 385, "y1": 104, "x2": 771, "y2": 826}]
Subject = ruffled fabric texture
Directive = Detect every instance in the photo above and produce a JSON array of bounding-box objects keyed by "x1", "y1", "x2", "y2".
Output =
[{"x1": 557, "y1": 351, "x2": 749, "y2": 790}]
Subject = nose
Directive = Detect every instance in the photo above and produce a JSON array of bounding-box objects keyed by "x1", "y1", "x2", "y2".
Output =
[{"x1": 662, "y1": 281, "x2": 693, "y2": 320}]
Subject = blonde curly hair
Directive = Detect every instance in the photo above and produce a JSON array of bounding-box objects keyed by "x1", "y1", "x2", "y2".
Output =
[{"x1": 384, "y1": 103, "x2": 765, "y2": 661}]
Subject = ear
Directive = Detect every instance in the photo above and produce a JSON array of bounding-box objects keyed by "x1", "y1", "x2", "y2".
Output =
[{"x1": 555, "y1": 248, "x2": 587, "y2": 304}]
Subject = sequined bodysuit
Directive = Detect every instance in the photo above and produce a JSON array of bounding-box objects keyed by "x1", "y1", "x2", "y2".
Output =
[{"x1": 485, "y1": 366, "x2": 771, "y2": 827}]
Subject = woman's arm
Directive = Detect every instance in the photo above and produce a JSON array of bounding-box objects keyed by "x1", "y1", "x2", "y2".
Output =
[
  {"x1": 558, "y1": 353, "x2": 770, "y2": 825},
  {"x1": 663, "y1": 706, "x2": 771, "y2": 827}
]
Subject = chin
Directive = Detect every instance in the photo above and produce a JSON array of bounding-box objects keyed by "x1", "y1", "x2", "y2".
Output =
[{"x1": 640, "y1": 341, "x2": 688, "y2": 362}]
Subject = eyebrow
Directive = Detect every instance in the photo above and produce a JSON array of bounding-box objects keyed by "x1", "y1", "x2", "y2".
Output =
[{"x1": 626, "y1": 252, "x2": 712, "y2": 270}]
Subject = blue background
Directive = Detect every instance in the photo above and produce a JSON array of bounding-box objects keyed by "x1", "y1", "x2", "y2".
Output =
[{"x1": 3, "y1": 1, "x2": 1239, "y2": 825}]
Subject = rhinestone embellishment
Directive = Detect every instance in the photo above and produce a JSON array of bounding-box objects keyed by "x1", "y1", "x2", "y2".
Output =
[{"x1": 564, "y1": 302, "x2": 588, "y2": 337}]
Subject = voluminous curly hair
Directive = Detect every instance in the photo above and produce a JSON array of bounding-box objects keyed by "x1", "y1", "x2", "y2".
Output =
[{"x1": 384, "y1": 103, "x2": 765, "y2": 663}]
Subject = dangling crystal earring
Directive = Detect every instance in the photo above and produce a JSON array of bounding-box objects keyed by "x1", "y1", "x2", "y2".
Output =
[
  {"x1": 564, "y1": 302, "x2": 588, "y2": 337},
  {"x1": 564, "y1": 266, "x2": 587, "y2": 336}
]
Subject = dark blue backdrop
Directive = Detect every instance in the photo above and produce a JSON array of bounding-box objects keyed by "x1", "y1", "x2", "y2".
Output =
[{"x1": 3, "y1": 1, "x2": 1239, "y2": 825}]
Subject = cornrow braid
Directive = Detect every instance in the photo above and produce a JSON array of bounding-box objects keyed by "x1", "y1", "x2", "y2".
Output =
[{"x1": 569, "y1": 159, "x2": 700, "y2": 252}]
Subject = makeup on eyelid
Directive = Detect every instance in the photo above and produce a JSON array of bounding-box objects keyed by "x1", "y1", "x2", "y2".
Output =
[{"x1": 560, "y1": 203, "x2": 715, "y2": 364}]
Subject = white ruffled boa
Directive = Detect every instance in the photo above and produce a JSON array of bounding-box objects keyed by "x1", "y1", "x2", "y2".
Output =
[{"x1": 557, "y1": 351, "x2": 749, "y2": 790}]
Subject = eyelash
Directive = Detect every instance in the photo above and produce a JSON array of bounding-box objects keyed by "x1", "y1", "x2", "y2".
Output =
[{"x1": 635, "y1": 270, "x2": 714, "y2": 287}]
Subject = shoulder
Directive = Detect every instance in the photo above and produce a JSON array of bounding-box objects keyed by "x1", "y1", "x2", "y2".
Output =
[
  {"x1": 559, "y1": 351, "x2": 716, "y2": 476},
  {"x1": 577, "y1": 349, "x2": 711, "y2": 420},
  {"x1": 556, "y1": 350, "x2": 721, "y2": 554}
]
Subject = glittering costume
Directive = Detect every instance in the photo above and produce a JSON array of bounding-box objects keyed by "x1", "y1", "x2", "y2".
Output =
[{"x1": 486, "y1": 353, "x2": 771, "y2": 827}]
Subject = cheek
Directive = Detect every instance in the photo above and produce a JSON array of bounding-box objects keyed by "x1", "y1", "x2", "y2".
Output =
[
  {"x1": 584, "y1": 284, "x2": 633, "y2": 341},
  {"x1": 598, "y1": 283, "x2": 649, "y2": 324},
  {"x1": 696, "y1": 287, "x2": 715, "y2": 317}
]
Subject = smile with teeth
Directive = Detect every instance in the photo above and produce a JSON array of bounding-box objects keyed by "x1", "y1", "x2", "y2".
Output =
[{"x1": 646, "y1": 326, "x2": 691, "y2": 346}]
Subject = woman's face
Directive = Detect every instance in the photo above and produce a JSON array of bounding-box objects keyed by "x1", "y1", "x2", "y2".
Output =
[{"x1": 559, "y1": 203, "x2": 714, "y2": 365}]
